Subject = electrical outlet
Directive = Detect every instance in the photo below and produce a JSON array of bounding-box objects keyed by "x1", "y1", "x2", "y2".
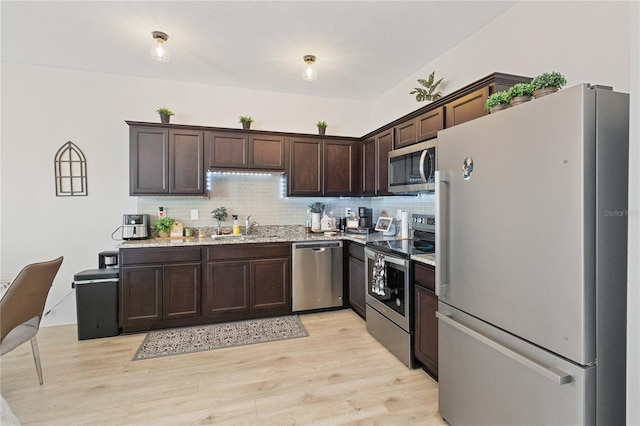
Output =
[
  {"x1": 191, "y1": 209, "x2": 198, "y2": 220},
  {"x1": 345, "y1": 208, "x2": 352, "y2": 217}
]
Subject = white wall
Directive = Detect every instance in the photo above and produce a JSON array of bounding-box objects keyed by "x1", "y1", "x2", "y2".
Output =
[
  {"x1": 0, "y1": 64, "x2": 370, "y2": 327},
  {"x1": 372, "y1": 1, "x2": 632, "y2": 128}
]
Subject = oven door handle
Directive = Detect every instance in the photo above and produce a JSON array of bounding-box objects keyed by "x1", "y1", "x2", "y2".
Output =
[
  {"x1": 364, "y1": 248, "x2": 409, "y2": 268},
  {"x1": 435, "y1": 170, "x2": 449, "y2": 296}
]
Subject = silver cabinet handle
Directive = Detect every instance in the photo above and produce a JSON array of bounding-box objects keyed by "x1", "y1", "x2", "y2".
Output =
[
  {"x1": 435, "y1": 170, "x2": 449, "y2": 296},
  {"x1": 436, "y1": 312, "x2": 572, "y2": 385}
]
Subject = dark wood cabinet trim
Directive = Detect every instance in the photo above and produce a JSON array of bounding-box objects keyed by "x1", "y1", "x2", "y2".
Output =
[{"x1": 360, "y1": 73, "x2": 531, "y2": 141}]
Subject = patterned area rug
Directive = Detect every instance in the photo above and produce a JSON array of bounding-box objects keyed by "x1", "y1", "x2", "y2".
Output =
[{"x1": 132, "y1": 315, "x2": 308, "y2": 361}]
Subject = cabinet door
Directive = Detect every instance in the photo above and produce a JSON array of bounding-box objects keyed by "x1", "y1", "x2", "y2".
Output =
[
  {"x1": 207, "y1": 132, "x2": 249, "y2": 169},
  {"x1": 414, "y1": 263, "x2": 438, "y2": 378},
  {"x1": 169, "y1": 129, "x2": 204, "y2": 194},
  {"x1": 347, "y1": 243, "x2": 366, "y2": 319},
  {"x1": 362, "y1": 138, "x2": 376, "y2": 195},
  {"x1": 288, "y1": 137, "x2": 322, "y2": 196},
  {"x1": 163, "y1": 263, "x2": 201, "y2": 320},
  {"x1": 121, "y1": 265, "x2": 163, "y2": 326},
  {"x1": 324, "y1": 139, "x2": 358, "y2": 196},
  {"x1": 376, "y1": 130, "x2": 394, "y2": 196},
  {"x1": 416, "y1": 107, "x2": 444, "y2": 142},
  {"x1": 204, "y1": 261, "x2": 250, "y2": 317},
  {"x1": 394, "y1": 119, "x2": 417, "y2": 149},
  {"x1": 129, "y1": 127, "x2": 169, "y2": 195},
  {"x1": 445, "y1": 87, "x2": 489, "y2": 128},
  {"x1": 250, "y1": 258, "x2": 290, "y2": 312},
  {"x1": 249, "y1": 135, "x2": 285, "y2": 170}
]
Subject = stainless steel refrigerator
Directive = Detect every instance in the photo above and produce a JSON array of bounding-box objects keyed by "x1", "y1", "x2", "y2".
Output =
[{"x1": 435, "y1": 84, "x2": 628, "y2": 425}]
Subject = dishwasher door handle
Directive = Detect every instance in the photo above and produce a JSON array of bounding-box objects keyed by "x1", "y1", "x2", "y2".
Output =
[{"x1": 312, "y1": 248, "x2": 326, "y2": 252}]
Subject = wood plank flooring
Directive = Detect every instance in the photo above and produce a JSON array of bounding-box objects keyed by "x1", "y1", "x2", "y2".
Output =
[{"x1": 1, "y1": 309, "x2": 446, "y2": 425}]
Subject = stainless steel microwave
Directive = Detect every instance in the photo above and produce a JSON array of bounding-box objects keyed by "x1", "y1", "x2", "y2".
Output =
[{"x1": 388, "y1": 139, "x2": 436, "y2": 193}]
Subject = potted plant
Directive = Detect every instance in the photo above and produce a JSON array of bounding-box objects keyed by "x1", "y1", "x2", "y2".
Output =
[
  {"x1": 531, "y1": 71, "x2": 567, "y2": 98},
  {"x1": 156, "y1": 107, "x2": 175, "y2": 124},
  {"x1": 211, "y1": 206, "x2": 228, "y2": 235},
  {"x1": 507, "y1": 83, "x2": 535, "y2": 106},
  {"x1": 155, "y1": 217, "x2": 176, "y2": 238},
  {"x1": 485, "y1": 91, "x2": 511, "y2": 113},
  {"x1": 316, "y1": 121, "x2": 328, "y2": 136},
  {"x1": 308, "y1": 201, "x2": 326, "y2": 231},
  {"x1": 409, "y1": 71, "x2": 444, "y2": 102},
  {"x1": 239, "y1": 116, "x2": 254, "y2": 130}
]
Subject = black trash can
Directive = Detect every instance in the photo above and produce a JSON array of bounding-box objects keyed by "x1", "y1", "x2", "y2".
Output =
[{"x1": 72, "y1": 269, "x2": 120, "y2": 340}]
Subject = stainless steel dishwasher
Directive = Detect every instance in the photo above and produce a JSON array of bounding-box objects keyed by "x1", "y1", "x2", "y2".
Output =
[{"x1": 292, "y1": 240, "x2": 343, "y2": 312}]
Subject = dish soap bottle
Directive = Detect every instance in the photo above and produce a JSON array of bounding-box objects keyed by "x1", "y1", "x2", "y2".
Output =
[{"x1": 232, "y1": 215, "x2": 240, "y2": 235}]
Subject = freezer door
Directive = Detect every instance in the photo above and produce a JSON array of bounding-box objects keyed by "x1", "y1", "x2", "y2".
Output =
[
  {"x1": 438, "y1": 302, "x2": 595, "y2": 426},
  {"x1": 436, "y1": 84, "x2": 598, "y2": 364}
]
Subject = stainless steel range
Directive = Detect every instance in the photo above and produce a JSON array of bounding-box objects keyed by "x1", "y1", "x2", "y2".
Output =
[{"x1": 364, "y1": 214, "x2": 434, "y2": 368}]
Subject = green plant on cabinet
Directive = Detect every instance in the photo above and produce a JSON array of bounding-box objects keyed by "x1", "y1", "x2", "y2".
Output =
[{"x1": 410, "y1": 71, "x2": 444, "y2": 102}]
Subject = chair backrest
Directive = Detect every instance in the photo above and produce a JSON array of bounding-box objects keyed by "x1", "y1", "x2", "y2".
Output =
[{"x1": 0, "y1": 257, "x2": 63, "y2": 343}]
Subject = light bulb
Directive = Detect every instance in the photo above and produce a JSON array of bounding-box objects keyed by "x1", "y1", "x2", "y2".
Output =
[
  {"x1": 150, "y1": 31, "x2": 170, "y2": 62},
  {"x1": 302, "y1": 55, "x2": 317, "y2": 81}
]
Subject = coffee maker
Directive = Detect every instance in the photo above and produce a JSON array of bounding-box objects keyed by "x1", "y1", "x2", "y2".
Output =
[
  {"x1": 358, "y1": 207, "x2": 373, "y2": 229},
  {"x1": 122, "y1": 214, "x2": 150, "y2": 240}
]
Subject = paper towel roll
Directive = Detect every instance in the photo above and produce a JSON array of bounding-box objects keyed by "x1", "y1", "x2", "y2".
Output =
[{"x1": 401, "y1": 210, "x2": 409, "y2": 239}]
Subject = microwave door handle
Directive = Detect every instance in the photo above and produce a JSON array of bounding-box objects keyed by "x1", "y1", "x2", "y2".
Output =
[
  {"x1": 435, "y1": 170, "x2": 449, "y2": 296},
  {"x1": 418, "y1": 149, "x2": 428, "y2": 182}
]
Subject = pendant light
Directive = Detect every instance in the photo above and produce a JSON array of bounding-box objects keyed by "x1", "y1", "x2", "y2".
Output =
[
  {"x1": 150, "y1": 31, "x2": 170, "y2": 62},
  {"x1": 302, "y1": 55, "x2": 317, "y2": 81}
]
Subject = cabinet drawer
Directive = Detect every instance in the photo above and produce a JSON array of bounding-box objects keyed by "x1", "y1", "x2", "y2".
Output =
[
  {"x1": 207, "y1": 243, "x2": 290, "y2": 261},
  {"x1": 121, "y1": 247, "x2": 202, "y2": 265},
  {"x1": 414, "y1": 262, "x2": 435, "y2": 292}
]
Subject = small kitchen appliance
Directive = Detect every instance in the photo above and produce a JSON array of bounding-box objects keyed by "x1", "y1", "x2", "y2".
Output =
[
  {"x1": 358, "y1": 207, "x2": 373, "y2": 228},
  {"x1": 121, "y1": 214, "x2": 150, "y2": 240}
]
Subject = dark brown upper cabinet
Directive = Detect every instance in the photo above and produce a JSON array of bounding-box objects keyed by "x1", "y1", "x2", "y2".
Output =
[
  {"x1": 287, "y1": 137, "x2": 360, "y2": 197},
  {"x1": 324, "y1": 139, "x2": 360, "y2": 197},
  {"x1": 206, "y1": 132, "x2": 285, "y2": 171},
  {"x1": 129, "y1": 126, "x2": 204, "y2": 196},
  {"x1": 445, "y1": 86, "x2": 489, "y2": 128},
  {"x1": 394, "y1": 119, "x2": 417, "y2": 149},
  {"x1": 288, "y1": 136, "x2": 322, "y2": 196},
  {"x1": 362, "y1": 129, "x2": 393, "y2": 196},
  {"x1": 416, "y1": 107, "x2": 444, "y2": 142}
]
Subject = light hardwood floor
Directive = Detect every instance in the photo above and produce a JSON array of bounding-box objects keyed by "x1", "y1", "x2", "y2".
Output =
[{"x1": 1, "y1": 309, "x2": 446, "y2": 425}]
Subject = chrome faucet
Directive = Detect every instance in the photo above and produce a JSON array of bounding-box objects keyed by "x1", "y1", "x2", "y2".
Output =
[{"x1": 245, "y1": 215, "x2": 259, "y2": 235}]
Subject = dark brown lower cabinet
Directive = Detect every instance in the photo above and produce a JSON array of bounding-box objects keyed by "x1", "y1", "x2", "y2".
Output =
[
  {"x1": 346, "y1": 242, "x2": 366, "y2": 319},
  {"x1": 414, "y1": 262, "x2": 438, "y2": 379},
  {"x1": 120, "y1": 247, "x2": 202, "y2": 333},
  {"x1": 120, "y1": 244, "x2": 292, "y2": 333},
  {"x1": 204, "y1": 243, "x2": 291, "y2": 322}
]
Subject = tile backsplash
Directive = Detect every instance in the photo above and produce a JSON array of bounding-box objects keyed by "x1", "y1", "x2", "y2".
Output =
[{"x1": 137, "y1": 173, "x2": 434, "y2": 228}]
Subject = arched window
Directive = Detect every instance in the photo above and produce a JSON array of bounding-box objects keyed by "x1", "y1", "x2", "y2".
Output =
[{"x1": 54, "y1": 141, "x2": 87, "y2": 196}]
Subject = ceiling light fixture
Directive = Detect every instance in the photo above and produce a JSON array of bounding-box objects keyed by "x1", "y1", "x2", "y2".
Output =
[
  {"x1": 150, "y1": 31, "x2": 170, "y2": 62},
  {"x1": 302, "y1": 55, "x2": 317, "y2": 81}
]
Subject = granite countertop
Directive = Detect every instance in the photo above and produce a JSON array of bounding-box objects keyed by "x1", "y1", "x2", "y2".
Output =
[{"x1": 119, "y1": 225, "x2": 436, "y2": 266}]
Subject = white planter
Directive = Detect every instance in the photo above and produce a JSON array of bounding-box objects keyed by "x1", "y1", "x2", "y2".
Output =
[{"x1": 311, "y1": 212, "x2": 321, "y2": 230}]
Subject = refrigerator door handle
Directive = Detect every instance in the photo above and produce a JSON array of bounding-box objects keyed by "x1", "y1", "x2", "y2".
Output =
[
  {"x1": 435, "y1": 170, "x2": 449, "y2": 296},
  {"x1": 436, "y1": 312, "x2": 573, "y2": 385}
]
